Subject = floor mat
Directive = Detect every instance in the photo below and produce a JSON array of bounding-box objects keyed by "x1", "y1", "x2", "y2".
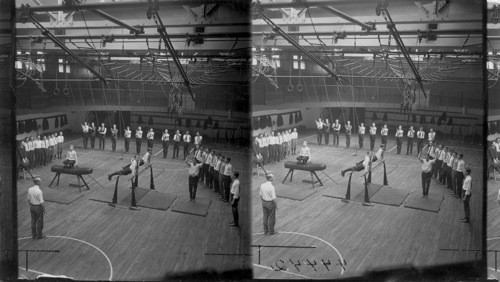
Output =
[
  {"x1": 118, "y1": 188, "x2": 150, "y2": 207},
  {"x1": 352, "y1": 183, "x2": 384, "y2": 203},
  {"x1": 137, "y1": 191, "x2": 177, "y2": 211},
  {"x1": 275, "y1": 182, "x2": 318, "y2": 201},
  {"x1": 171, "y1": 196, "x2": 212, "y2": 217},
  {"x1": 370, "y1": 186, "x2": 410, "y2": 207},
  {"x1": 404, "y1": 192, "x2": 444, "y2": 213}
]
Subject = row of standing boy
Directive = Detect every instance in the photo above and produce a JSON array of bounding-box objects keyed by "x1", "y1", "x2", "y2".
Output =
[{"x1": 18, "y1": 132, "x2": 65, "y2": 170}]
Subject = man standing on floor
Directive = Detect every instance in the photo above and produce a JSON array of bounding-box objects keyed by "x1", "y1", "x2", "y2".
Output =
[
  {"x1": 186, "y1": 158, "x2": 203, "y2": 202},
  {"x1": 28, "y1": 177, "x2": 45, "y2": 239},
  {"x1": 315, "y1": 118, "x2": 324, "y2": 146},
  {"x1": 461, "y1": 168, "x2": 472, "y2": 223},
  {"x1": 89, "y1": 122, "x2": 96, "y2": 150},
  {"x1": 173, "y1": 130, "x2": 181, "y2": 159},
  {"x1": 147, "y1": 128, "x2": 155, "y2": 150},
  {"x1": 395, "y1": 125, "x2": 403, "y2": 155},
  {"x1": 82, "y1": 122, "x2": 89, "y2": 149},
  {"x1": 417, "y1": 127, "x2": 425, "y2": 153},
  {"x1": 98, "y1": 123, "x2": 107, "y2": 150},
  {"x1": 407, "y1": 126, "x2": 415, "y2": 155},
  {"x1": 447, "y1": 150, "x2": 455, "y2": 190},
  {"x1": 111, "y1": 124, "x2": 118, "y2": 152},
  {"x1": 418, "y1": 151, "x2": 436, "y2": 198},
  {"x1": 358, "y1": 123, "x2": 365, "y2": 149},
  {"x1": 333, "y1": 119, "x2": 341, "y2": 147},
  {"x1": 56, "y1": 132, "x2": 64, "y2": 160},
  {"x1": 455, "y1": 154, "x2": 466, "y2": 199},
  {"x1": 261, "y1": 133, "x2": 269, "y2": 165},
  {"x1": 229, "y1": 172, "x2": 241, "y2": 227},
  {"x1": 34, "y1": 135, "x2": 42, "y2": 168},
  {"x1": 428, "y1": 128, "x2": 436, "y2": 144},
  {"x1": 194, "y1": 132, "x2": 203, "y2": 147},
  {"x1": 161, "y1": 129, "x2": 170, "y2": 158},
  {"x1": 323, "y1": 119, "x2": 331, "y2": 146},
  {"x1": 290, "y1": 128, "x2": 298, "y2": 155},
  {"x1": 381, "y1": 124, "x2": 388, "y2": 147},
  {"x1": 183, "y1": 131, "x2": 191, "y2": 159},
  {"x1": 260, "y1": 174, "x2": 278, "y2": 235},
  {"x1": 369, "y1": 123, "x2": 377, "y2": 151},
  {"x1": 135, "y1": 126, "x2": 143, "y2": 155},
  {"x1": 124, "y1": 126, "x2": 131, "y2": 153},
  {"x1": 223, "y1": 157, "x2": 233, "y2": 202},
  {"x1": 345, "y1": 120, "x2": 352, "y2": 148}
]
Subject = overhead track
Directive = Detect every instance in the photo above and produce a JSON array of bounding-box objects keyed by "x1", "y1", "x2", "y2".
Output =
[
  {"x1": 258, "y1": 9, "x2": 343, "y2": 82},
  {"x1": 147, "y1": 1, "x2": 195, "y2": 103},
  {"x1": 376, "y1": 1, "x2": 426, "y2": 98},
  {"x1": 320, "y1": 6, "x2": 375, "y2": 31},
  {"x1": 16, "y1": 32, "x2": 252, "y2": 40},
  {"x1": 18, "y1": 6, "x2": 108, "y2": 84}
]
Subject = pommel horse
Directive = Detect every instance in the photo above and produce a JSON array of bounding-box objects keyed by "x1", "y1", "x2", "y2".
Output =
[{"x1": 282, "y1": 161, "x2": 327, "y2": 188}]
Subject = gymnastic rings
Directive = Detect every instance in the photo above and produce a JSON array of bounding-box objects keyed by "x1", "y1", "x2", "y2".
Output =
[
  {"x1": 53, "y1": 87, "x2": 60, "y2": 96},
  {"x1": 296, "y1": 84, "x2": 303, "y2": 92},
  {"x1": 63, "y1": 87, "x2": 70, "y2": 96},
  {"x1": 287, "y1": 84, "x2": 294, "y2": 92}
]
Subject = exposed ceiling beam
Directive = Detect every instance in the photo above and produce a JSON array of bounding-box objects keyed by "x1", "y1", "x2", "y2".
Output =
[
  {"x1": 89, "y1": 9, "x2": 144, "y2": 35},
  {"x1": 320, "y1": 6, "x2": 374, "y2": 31},
  {"x1": 16, "y1": 32, "x2": 251, "y2": 40},
  {"x1": 252, "y1": 29, "x2": 482, "y2": 37},
  {"x1": 16, "y1": 0, "x2": 234, "y2": 12},
  {"x1": 259, "y1": 0, "x2": 416, "y2": 9}
]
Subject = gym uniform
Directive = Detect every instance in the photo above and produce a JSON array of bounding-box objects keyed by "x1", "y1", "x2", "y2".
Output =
[
  {"x1": 147, "y1": 131, "x2": 154, "y2": 150},
  {"x1": 89, "y1": 125, "x2": 96, "y2": 150},
  {"x1": 290, "y1": 131, "x2": 298, "y2": 155},
  {"x1": 124, "y1": 129, "x2": 131, "y2": 153},
  {"x1": 173, "y1": 133, "x2": 181, "y2": 159},
  {"x1": 316, "y1": 120, "x2": 324, "y2": 146},
  {"x1": 323, "y1": 121, "x2": 330, "y2": 146},
  {"x1": 183, "y1": 134, "x2": 191, "y2": 159},
  {"x1": 345, "y1": 124, "x2": 352, "y2": 148},
  {"x1": 381, "y1": 127, "x2": 388, "y2": 147},
  {"x1": 333, "y1": 123, "x2": 341, "y2": 147},
  {"x1": 111, "y1": 128, "x2": 118, "y2": 152},
  {"x1": 82, "y1": 124, "x2": 89, "y2": 149},
  {"x1": 407, "y1": 129, "x2": 415, "y2": 155},
  {"x1": 135, "y1": 129, "x2": 143, "y2": 154},
  {"x1": 417, "y1": 130, "x2": 425, "y2": 153},
  {"x1": 455, "y1": 159, "x2": 465, "y2": 198},
  {"x1": 462, "y1": 175, "x2": 472, "y2": 223},
  {"x1": 98, "y1": 126, "x2": 107, "y2": 150},
  {"x1": 395, "y1": 129, "x2": 403, "y2": 154},
  {"x1": 358, "y1": 125, "x2": 365, "y2": 149},
  {"x1": 161, "y1": 132, "x2": 170, "y2": 158},
  {"x1": 369, "y1": 126, "x2": 377, "y2": 151}
]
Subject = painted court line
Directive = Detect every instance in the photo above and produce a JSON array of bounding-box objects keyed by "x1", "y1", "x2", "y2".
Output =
[
  {"x1": 253, "y1": 264, "x2": 312, "y2": 279},
  {"x1": 18, "y1": 235, "x2": 113, "y2": 281},
  {"x1": 253, "y1": 231, "x2": 346, "y2": 276}
]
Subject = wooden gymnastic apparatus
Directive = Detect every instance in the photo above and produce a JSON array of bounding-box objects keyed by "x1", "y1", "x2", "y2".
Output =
[
  {"x1": 48, "y1": 165, "x2": 93, "y2": 193},
  {"x1": 108, "y1": 164, "x2": 155, "y2": 210},
  {"x1": 282, "y1": 161, "x2": 327, "y2": 188},
  {"x1": 341, "y1": 160, "x2": 388, "y2": 206}
]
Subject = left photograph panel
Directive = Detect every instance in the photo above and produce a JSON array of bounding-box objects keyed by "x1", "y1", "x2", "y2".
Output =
[{"x1": 13, "y1": 0, "x2": 251, "y2": 280}]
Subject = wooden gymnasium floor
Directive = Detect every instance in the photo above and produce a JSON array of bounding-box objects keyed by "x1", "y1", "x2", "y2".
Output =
[
  {"x1": 251, "y1": 132, "x2": 483, "y2": 279},
  {"x1": 487, "y1": 173, "x2": 500, "y2": 280},
  {"x1": 16, "y1": 135, "x2": 251, "y2": 280}
]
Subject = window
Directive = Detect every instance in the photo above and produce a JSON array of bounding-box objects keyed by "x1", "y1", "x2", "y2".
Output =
[
  {"x1": 271, "y1": 54, "x2": 281, "y2": 68},
  {"x1": 293, "y1": 55, "x2": 305, "y2": 70},
  {"x1": 58, "y1": 58, "x2": 71, "y2": 73},
  {"x1": 252, "y1": 57, "x2": 258, "y2": 66}
]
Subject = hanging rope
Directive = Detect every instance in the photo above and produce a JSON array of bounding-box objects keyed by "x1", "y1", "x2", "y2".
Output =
[
  {"x1": 54, "y1": 63, "x2": 60, "y2": 95},
  {"x1": 86, "y1": 70, "x2": 100, "y2": 126},
  {"x1": 287, "y1": 60, "x2": 294, "y2": 91},
  {"x1": 348, "y1": 67, "x2": 360, "y2": 126},
  {"x1": 336, "y1": 82, "x2": 347, "y2": 123},
  {"x1": 101, "y1": 81, "x2": 114, "y2": 129},
  {"x1": 63, "y1": 60, "x2": 69, "y2": 96},
  {"x1": 319, "y1": 75, "x2": 334, "y2": 122}
]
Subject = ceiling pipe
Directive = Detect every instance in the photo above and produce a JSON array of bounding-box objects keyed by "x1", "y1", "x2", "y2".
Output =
[{"x1": 16, "y1": 31, "x2": 251, "y2": 40}]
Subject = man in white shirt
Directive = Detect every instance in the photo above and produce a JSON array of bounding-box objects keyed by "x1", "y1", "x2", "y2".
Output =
[
  {"x1": 417, "y1": 127, "x2": 425, "y2": 154},
  {"x1": 41, "y1": 136, "x2": 48, "y2": 166},
  {"x1": 381, "y1": 124, "x2": 389, "y2": 147},
  {"x1": 34, "y1": 136, "x2": 42, "y2": 168},
  {"x1": 461, "y1": 168, "x2": 472, "y2": 223},
  {"x1": 63, "y1": 145, "x2": 78, "y2": 168},
  {"x1": 48, "y1": 134, "x2": 55, "y2": 163},
  {"x1": 135, "y1": 127, "x2": 143, "y2": 155},
  {"x1": 290, "y1": 128, "x2": 298, "y2": 155},
  {"x1": 229, "y1": 172, "x2": 241, "y2": 228},
  {"x1": 358, "y1": 123, "x2": 365, "y2": 149},
  {"x1": 146, "y1": 128, "x2": 154, "y2": 150},
  {"x1": 173, "y1": 130, "x2": 181, "y2": 159},
  {"x1": 223, "y1": 158, "x2": 233, "y2": 202},
  {"x1": 268, "y1": 132, "x2": 276, "y2": 164},
  {"x1": 186, "y1": 158, "x2": 203, "y2": 202},
  {"x1": 260, "y1": 174, "x2": 278, "y2": 235},
  {"x1": 28, "y1": 177, "x2": 45, "y2": 239},
  {"x1": 110, "y1": 125, "x2": 118, "y2": 152},
  {"x1": 89, "y1": 122, "x2": 97, "y2": 150},
  {"x1": 98, "y1": 123, "x2": 107, "y2": 150},
  {"x1": 183, "y1": 131, "x2": 191, "y2": 160},
  {"x1": 428, "y1": 128, "x2": 436, "y2": 143},
  {"x1": 205, "y1": 149, "x2": 214, "y2": 187},
  {"x1": 297, "y1": 141, "x2": 311, "y2": 164},
  {"x1": 341, "y1": 151, "x2": 375, "y2": 177},
  {"x1": 439, "y1": 147, "x2": 448, "y2": 185},
  {"x1": 369, "y1": 123, "x2": 377, "y2": 151},
  {"x1": 407, "y1": 126, "x2": 415, "y2": 155},
  {"x1": 454, "y1": 154, "x2": 466, "y2": 198},
  {"x1": 194, "y1": 132, "x2": 203, "y2": 147},
  {"x1": 213, "y1": 154, "x2": 222, "y2": 193},
  {"x1": 27, "y1": 137, "x2": 35, "y2": 169},
  {"x1": 56, "y1": 132, "x2": 64, "y2": 160},
  {"x1": 395, "y1": 125, "x2": 404, "y2": 155},
  {"x1": 262, "y1": 133, "x2": 269, "y2": 164},
  {"x1": 333, "y1": 119, "x2": 341, "y2": 147},
  {"x1": 446, "y1": 150, "x2": 456, "y2": 190},
  {"x1": 345, "y1": 121, "x2": 352, "y2": 148},
  {"x1": 316, "y1": 118, "x2": 324, "y2": 146},
  {"x1": 124, "y1": 126, "x2": 132, "y2": 153},
  {"x1": 419, "y1": 152, "x2": 436, "y2": 198},
  {"x1": 432, "y1": 144, "x2": 442, "y2": 180},
  {"x1": 161, "y1": 129, "x2": 170, "y2": 158},
  {"x1": 283, "y1": 131, "x2": 290, "y2": 157},
  {"x1": 82, "y1": 122, "x2": 89, "y2": 149}
]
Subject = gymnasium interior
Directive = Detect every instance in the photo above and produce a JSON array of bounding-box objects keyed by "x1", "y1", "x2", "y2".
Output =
[
  {"x1": 251, "y1": 0, "x2": 484, "y2": 279},
  {"x1": 488, "y1": 0, "x2": 500, "y2": 279},
  {"x1": 12, "y1": 0, "x2": 251, "y2": 280}
]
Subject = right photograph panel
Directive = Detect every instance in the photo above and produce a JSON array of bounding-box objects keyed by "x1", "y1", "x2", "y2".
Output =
[{"x1": 251, "y1": 0, "x2": 484, "y2": 279}]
